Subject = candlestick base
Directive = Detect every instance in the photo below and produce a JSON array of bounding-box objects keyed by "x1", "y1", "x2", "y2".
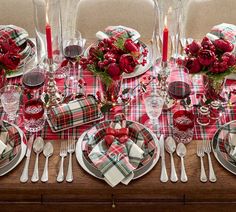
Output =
[
  {"x1": 159, "y1": 62, "x2": 175, "y2": 111},
  {"x1": 44, "y1": 59, "x2": 62, "y2": 108}
]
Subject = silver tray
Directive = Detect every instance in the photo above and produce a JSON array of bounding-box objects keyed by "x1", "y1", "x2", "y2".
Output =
[{"x1": 212, "y1": 120, "x2": 236, "y2": 175}]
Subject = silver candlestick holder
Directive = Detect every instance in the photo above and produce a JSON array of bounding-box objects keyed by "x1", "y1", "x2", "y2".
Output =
[
  {"x1": 159, "y1": 61, "x2": 176, "y2": 110},
  {"x1": 45, "y1": 59, "x2": 61, "y2": 108}
]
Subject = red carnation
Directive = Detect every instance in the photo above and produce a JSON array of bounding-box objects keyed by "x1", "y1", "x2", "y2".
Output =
[
  {"x1": 201, "y1": 37, "x2": 215, "y2": 52},
  {"x1": 107, "y1": 63, "x2": 122, "y2": 79},
  {"x1": 222, "y1": 52, "x2": 236, "y2": 66},
  {"x1": 185, "y1": 57, "x2": 202, "y2": 74},
  {"x1": 124, "y1": 39, "x2": 140, "y2": 57},
  {"x1": 214, "y1": 39, "x2": 234, "y2": 53},
  {"x1": 1, "y1": 52, "x2": 20, "y2": 70},
  {"x1": 198, "y1": 49, "x2": 216, "y2": 66},
  {"x1": 119, "y1": 54, "x2": 137, "y2": 73},
  {"x1": 186, "y1": 40, "x2": 201, "y2": 56},
  {"x1": 210, "y1": 60, "x2": 229, "y2": 73}
]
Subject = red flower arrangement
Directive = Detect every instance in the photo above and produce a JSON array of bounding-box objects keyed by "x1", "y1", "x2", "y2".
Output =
[
  {"x1": 80, "y1": 34, "x2": 148, "y2": 86},
  {"x1": 0, "y1": 37, "x2": 21, "y2": 72},
  {"x1": 181, "y1": 37, "x2": 236, "y2": 80}
]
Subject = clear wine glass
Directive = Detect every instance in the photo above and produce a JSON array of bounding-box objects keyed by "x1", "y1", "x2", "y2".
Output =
[
  {"x1": 62, "y1": 30, "x2": 85, "y2": 96},
  {"x1": 143, "y1": 87, "x2": 164, "y2": 134},
  {"x1": 0, "y1": 85, "x2": 21, "y2": 123}
]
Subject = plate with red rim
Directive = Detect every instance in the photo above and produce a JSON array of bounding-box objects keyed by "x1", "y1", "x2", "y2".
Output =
[
  {"x1": 76, "y1": 119, "x2": 160, "y2": 180},
  {"x1": 83, "y1": 41, "x2": 152, "y2": 79}
]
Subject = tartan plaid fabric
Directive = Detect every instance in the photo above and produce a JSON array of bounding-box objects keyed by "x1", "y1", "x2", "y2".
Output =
[
  {"x1": 81, "y1": 115, "x2": 156, "y2": 186},
  {"x1": 0, "y1": 121, "x2": 21, "y2": 168},
  {"x1": 47, "y1": 95, "x2": 101, "y2": 131},
  {"x1": 89, "y1": 139, "x2": 144, "y2": 187},
  {"x1": 0, "y1": 25, "x2": 28, "y2": 46},
  {"x1": 210, "y1": 23, "x2": 236, "y2": 54}
]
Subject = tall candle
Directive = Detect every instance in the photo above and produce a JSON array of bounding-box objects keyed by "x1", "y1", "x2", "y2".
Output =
[
  {"x1": 45, "y1": 6, "x2": 53, "y2": 59},
  {"x1": 162, "y1": 16, "x2": 168, "y2": 62}
]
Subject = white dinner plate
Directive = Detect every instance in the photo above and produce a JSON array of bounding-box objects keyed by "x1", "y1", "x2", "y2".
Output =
[
  {"x1": 6, "y1": 39, "x2": 36, "y2": 79},
  {"x1": 76, "y1": 120, "x2": 160, "y2": 182},
  {"x1": 84, "y1": 41, "x2": 152, "y2": 79}
]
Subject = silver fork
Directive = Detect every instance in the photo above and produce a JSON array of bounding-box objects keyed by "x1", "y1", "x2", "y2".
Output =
[
  {"x1": 197, "y1": 141, "x2": 207, "y2": 182},
  {"x1": 57, "y1": 140, "x2": 67, "y2": 182},
  {"x1": 204, "y1": 140, "x2": 217, "y2": 182},
  {"x1": 66, "y1": 138, "x2": 75, "y2": 182}
]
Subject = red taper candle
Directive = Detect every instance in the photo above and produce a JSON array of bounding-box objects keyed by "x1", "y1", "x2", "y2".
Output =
[
  {"x1": 162, "y1": 16, "x2": 168, "y2": 62},
  {"x1": 45, "y1": 7, "x2": 53, "y2": 60}
]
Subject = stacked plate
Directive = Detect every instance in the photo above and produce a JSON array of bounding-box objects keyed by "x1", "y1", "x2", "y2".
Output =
[
  {"x1": 0, "y1": 121, "x2": 27, "y2": 176},
  {"x1": 0, "y1": 25, "x2": 36, "y2": 78},
  {"x1": 76, "y1": 120, "x2": 160, "y2": 181},
  {"x1": 212, "y1": 120, "x2": 236, "y2": 175}
]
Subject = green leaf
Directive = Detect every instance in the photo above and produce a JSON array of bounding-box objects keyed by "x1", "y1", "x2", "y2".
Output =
[
  {"x1": 100, "y1": 103, "x2": 113, "y2": 113},
  {"x1": 205, "y1": 99, "x2": 212, "y2": 105},
  {"x1": 87, "y1": 64, "x2": 113, "y2": 86},
  {"x1": 44, "y1": 93, "x2": 50, "y2": 104},
  {"x1": 114, "y1": 36, "x2": 125, "y2": 51},
  {"x1": 186, "y1": 96, "x2": 191, "y2": 105}
]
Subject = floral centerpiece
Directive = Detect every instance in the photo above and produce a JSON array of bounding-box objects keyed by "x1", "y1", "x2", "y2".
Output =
[
  {"x1": 0, "y1": 37, "x2": 21, "y2": 88},
  {"x1": 80, "y1": 32, "x2": 148, "y2": 104},
  {"x1": 181, "y1": 37, "x2": 236, "y2": 100}
]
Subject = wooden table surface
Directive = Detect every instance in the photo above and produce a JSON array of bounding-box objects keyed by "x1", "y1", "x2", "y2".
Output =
[{"x1": 0, "y1": 138, "x2": 236, "y2": 212}]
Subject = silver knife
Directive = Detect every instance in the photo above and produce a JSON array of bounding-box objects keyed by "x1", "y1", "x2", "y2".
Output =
[
  {"x1": 20, "y1": 134, "x2": 35, "y2": 183},
  {"x1": 160, "y1": 135, "x2": 168, "y2": 182}
]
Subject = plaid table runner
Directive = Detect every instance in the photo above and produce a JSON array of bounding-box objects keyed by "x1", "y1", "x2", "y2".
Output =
[{"x1": 1, "y1": 63, "x2": 236, "y2": 141}]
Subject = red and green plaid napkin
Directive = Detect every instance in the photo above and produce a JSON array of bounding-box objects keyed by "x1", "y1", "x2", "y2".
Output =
[
  {"x1": 85, "y1": 114, "x2": 156, "y2": 187},
  {"x1": 0, "y1": 25, "x2": 28, "y2": 46}
]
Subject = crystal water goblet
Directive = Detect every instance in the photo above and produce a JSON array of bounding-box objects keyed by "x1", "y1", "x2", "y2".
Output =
[
  {"x1": 143, "y1": 87, "x2": 164, "y2": 133},
  {"x1": 0, "y1": 85, "x2": 21, "y2": 123}
]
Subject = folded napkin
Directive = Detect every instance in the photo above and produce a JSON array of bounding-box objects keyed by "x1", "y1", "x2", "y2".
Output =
[
  {"x1": 47, "y1": 95, "x2": 102, "y2": 131},
  {"x1": 228, "y1": 133, "x2": 236, "y2": 159},
  {"x1": 0, "y1": 25, "x2": 29, "y2": 47},
  {"x1": 209, "y1": 23, "x2": 236, "y2": 54},
  {"x1": 103, "y1": 25, "x2": 141, "y2": 41},
  {"x1": 0, "y1": 123, "x2": 11, "y2": 158},
  {"x1": 88, "y1": 114, "x2": 146, "y2": 187}
]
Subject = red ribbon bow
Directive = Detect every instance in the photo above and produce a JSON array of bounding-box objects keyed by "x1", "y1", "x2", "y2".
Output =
[{"x1": 104, "y1": 127, "x2": 129, "y2": 146}]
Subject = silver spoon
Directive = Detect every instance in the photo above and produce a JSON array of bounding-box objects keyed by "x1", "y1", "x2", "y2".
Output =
[
  {"x1": 41, "y1": 142, "x2": 54, "y2": 182},
  {"x1": 165, "y1": 136, "x2": 178, "y2": 182},
  {"x1": 31, "y1": 137, "x2": 44, "y2": 182},
  {"x1": 176, "y1": 143, "x2": 188, "y2": 182}
]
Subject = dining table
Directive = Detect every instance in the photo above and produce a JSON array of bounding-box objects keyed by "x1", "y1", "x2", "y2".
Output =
[{"x1": 1, "y1": 38, "x2": 236, "y2": 212}]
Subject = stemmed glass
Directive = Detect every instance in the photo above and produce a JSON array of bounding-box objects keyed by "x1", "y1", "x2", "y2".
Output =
[
  {"x1": 143, "y1": 87, "x2": 164, "y2": 133},
  {"x1": 0, "y1": 85, "x2": 21, "y2": 123},
  {"x1": 167, "y1": 66, "x2": 192, "y2": 108},
  {"x1": 62, "y1": 30, "x2": 85, "y2": 97}
]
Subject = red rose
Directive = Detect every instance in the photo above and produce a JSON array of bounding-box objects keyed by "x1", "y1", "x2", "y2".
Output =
[
  {"x1": 119, "y1": 54, "x2": 137, "y2": 73},
  {"x1": 198, "y1": 49, "x2": 216, "y2": 66},
  {"x1": 107, "y1": 63, "x2": 122, "y2": 79},
  {"x1": 210, "y1": 60, "x2": 228, "y2": 73},
  {"x1": 222, "y1": 52, "x2": 236, "y2": 66},
  {"x1": 201, "y1": 37, "x2": 215, "y2": 52},
  {"x1": 214, "y1": 39, "x2": 234, "y2": 53},
  {"x1": 124, "y1": 39, "x2": 140, "y2": 56},
  {"x1": 186, "y1": 40, "x2": 201, "y2": 55},
  {"x1": 2, "y1": 52, "x2": 21, "y2": 70},
  {"x1": 185, "y1": 57, "x2": 202, "y2": 73}
]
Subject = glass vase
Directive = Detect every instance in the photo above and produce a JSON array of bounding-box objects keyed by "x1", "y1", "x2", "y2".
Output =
[
  {"x1": 32, "y1": 0, "x2": 62, "y2": 65},
  {"x1": 101, "y1": 76, "x2": 123, "y2": 105}
]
